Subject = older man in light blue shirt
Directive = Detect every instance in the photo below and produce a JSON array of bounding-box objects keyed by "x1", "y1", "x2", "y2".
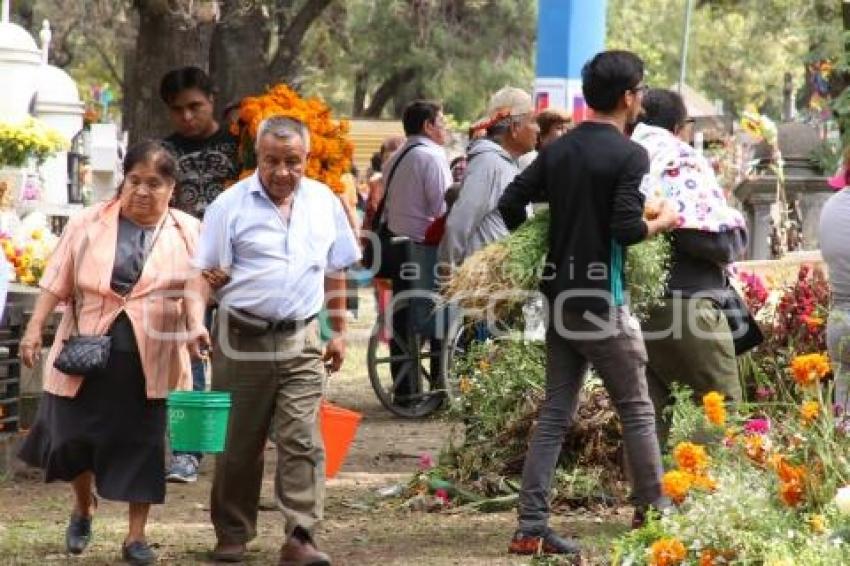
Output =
[{"x1": 188, "y1": 116, "x2": 359, "y2": 566}]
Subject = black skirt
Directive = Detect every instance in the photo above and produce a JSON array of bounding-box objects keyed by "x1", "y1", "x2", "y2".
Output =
[{"x1": 18, "y1": 349, "x2": 167, "y2": 504}]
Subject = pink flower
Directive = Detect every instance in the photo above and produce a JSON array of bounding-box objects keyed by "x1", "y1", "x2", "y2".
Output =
[
  {"x1": 418, "y1": 452, "x2": 435, "y2": 471},
  {"x1": 744, "y1": 418, "x2": 770, "y2": 435},
  {"x1": 434, "y1": 488, "x2": 450, "y2": 504}
]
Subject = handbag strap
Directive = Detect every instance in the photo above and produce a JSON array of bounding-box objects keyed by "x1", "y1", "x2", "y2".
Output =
[
  {"x1": 69, "y1": 210, "x2": 171, "y2": 335},
  {"x1": 374, "y1": 142, "x2": 425, "y2": 229}
]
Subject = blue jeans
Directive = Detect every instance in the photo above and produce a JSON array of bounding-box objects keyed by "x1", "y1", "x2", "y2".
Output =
[{"x1": 173, "y1": 307, "x2": 214, "y2": 461}]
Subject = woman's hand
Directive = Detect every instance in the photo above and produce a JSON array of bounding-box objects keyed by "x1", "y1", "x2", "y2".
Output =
[
  {"x1": 188, "y1": 324, "x2": 211, "y2": 360},
  {"x1": 20, "y1": 328, "x2": 43, "y2": 369}
]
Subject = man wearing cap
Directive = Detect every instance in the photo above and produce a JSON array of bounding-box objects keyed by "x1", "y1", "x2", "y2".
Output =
[{"x1": 439, "y1": 87, "x2": 540, "y2": 266}]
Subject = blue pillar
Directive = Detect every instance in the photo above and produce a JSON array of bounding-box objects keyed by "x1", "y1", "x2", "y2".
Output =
[{"x1": 534, "y1": 0, "x2": 607, "y2": 121}]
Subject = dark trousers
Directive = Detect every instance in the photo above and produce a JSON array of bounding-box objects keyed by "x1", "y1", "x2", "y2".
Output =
[
  {"x1": 642, "y1": 297, "x2": 740, "y2": 448},
  {"x1": 389, "y1": 271, "x2": 441, "y2": 401},
  {"x1": 518, "y1": 307, "x2": 663, "y2": 533}
]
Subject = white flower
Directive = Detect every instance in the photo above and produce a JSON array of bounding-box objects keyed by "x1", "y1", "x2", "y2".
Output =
[{"x1": 834, "y1": 486, "x2": 850, "y2": 514}]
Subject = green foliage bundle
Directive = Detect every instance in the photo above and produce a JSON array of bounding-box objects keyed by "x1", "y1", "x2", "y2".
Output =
[{"x1": 443, "y1": 210, "x2": 671, "y2": 321}]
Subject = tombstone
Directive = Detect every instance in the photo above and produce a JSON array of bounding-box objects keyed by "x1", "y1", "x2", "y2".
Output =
[
  {"x1": 0, "y1": 5, "x2": 40, "y2": 122},
  {"x1": 734, "y1": 122, "x2": 832, "y2": 260}
]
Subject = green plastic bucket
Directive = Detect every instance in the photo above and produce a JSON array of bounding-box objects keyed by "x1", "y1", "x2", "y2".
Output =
[{"x1": 167, "y1": 391, "x2": 232, "y2": 453}]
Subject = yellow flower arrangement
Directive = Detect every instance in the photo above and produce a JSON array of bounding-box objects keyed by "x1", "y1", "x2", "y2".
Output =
[
  {"x1": 0, "y1": 117, "x2": 68, "y2": 168},
  {"x1": 649, "y1": 537, "x2": 687, "y2": 566},
  {"x1": 1, "y1": 226, "x2": 58, "y2": 286},
  {"x1": 673, "y1": 442, "x2": 710, "y2": 475},
  {"x1": 790, "y1": 353, "x2": 831, "y2": 388},
  {"x1": 800, "y1": 400, "x2": 820, "y2": 426},
  {"x1": 702, "y1": 391, "x2": 726, "y2": 427},
  {"x1": 233, "y1": 84, "x2": 354, "y2": 194}
]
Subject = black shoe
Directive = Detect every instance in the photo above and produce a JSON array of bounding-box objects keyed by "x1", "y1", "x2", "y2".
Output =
[
  {"x1": 122, "y1": 540, "x2": 157, "y2": 565},
  {"x1": 508, "y1": 528, "x2": 581, "y2": 557},
  {"x1": 65, "y1": 513, "x2": 92, "y2": 555}
]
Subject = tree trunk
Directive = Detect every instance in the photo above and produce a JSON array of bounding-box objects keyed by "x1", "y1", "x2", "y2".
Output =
[
  {"x1": 209, "y1": 0, "x2": 270, "y2": 117},
  {"x1": 267, "y1": 0, "x2": 334, "y2": 86},
  {"x1": 123, "y1": 0, "x2": 213, "y2": 143},
  {"x1": 352, "y1": 69, "x2": 368, "y2": 116},
  {"x1": 364, "y1": 67, "x2": 418, "y2": 118}
]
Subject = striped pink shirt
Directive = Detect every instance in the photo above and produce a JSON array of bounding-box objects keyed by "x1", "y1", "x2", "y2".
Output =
[{"x1": 39, "y1": 200, "x2": 200, "y2": 399}]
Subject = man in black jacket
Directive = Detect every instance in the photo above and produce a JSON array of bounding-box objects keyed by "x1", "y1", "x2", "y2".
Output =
[{"x1": 500, "y1": 50, "x2": 679, "y2": 557}]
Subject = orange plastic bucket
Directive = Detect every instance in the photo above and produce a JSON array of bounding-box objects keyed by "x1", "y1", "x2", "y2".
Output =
[{"x1": 320, "y1": 401, "x2": 362, "y2": 478}]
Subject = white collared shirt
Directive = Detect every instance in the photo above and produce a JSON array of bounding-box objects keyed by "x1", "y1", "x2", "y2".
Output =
[{"x1": 194, "y1": 172, "x2": 361, "y2": 321}]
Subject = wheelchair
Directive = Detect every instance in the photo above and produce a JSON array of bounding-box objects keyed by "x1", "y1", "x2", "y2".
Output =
[{"x1": 366, "y1": 238, "x2": 466, "y2": 418}]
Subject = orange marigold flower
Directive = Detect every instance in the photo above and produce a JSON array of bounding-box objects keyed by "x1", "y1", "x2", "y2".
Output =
[
  {"x1": 662, "y1": 470, "x2": 692, "y2": 504},
  {"x1": 790, "y1": 353, "x2": 831, "y2": 387},
  {"x1": 772, "y1": 455, "x2": 807, "y2": 507},
  {"x1": 744, "y1": 434, "x2": 767, "y2": 465},
  {"x1": 699, "y1": 549, "x2": 719, "y2": 566},
  {"x1": 800, "y1": 400, "x2": 820, "y2": 426},
  {"x1": 702, "y1": 391, "x2": 726, "y2": 426},
  {"x1": 690, "y1": 473, "x2": 717, "y2": 492},
  {"x1": 649, "y1": 537, "x2": 687, "y2": 566},
  {"x1": 673, "y1": 442, "x2": 710, "y2": 475},
  {"x1": 780, "y1": 479, "x2": 805, "y2": 507}
]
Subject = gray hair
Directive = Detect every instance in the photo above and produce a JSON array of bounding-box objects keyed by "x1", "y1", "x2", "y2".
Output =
[
  {"x1": 487, "y1": 114, "x2": 527, "y2": 141},
  {"x1": 255, "y1": 116, "x2": 311, "y2": 153}
]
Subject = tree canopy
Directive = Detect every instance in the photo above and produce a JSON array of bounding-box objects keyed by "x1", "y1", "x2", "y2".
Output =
[{"x1": 9, "y1": 0, "x2": 848, "y2": 140}]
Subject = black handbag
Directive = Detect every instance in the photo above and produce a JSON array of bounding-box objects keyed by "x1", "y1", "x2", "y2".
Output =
[
  {"x1": 53, "y1": 334, "x2": 112, "y2": 375},
  {"x1": 362, "y1": 143, "x2": 423, "y2": 279},
  {"x1": 718, "y1": 280, "x2": 764, "y2": 356}
]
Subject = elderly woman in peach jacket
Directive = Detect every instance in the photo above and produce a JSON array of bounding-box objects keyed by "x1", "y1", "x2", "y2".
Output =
[{"x1": 18, "y1": 141, "x2": 201, "y2": 565}]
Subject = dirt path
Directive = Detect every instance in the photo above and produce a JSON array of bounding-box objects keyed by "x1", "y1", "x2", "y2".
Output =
[{"x1": 0, "y1": 297, "x2": 627, "y2": 564}]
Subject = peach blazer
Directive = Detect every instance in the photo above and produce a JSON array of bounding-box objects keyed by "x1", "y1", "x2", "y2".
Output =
[{"x1": 39, "y1": 200, "x2": 200, "y2": 399}]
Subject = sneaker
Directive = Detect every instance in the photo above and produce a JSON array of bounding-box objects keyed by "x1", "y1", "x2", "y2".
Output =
[
  {"x1": 166, "y1": 454, "x2": 199, "y2": 483},
  {"x1": 508, "y1": 528, "x2": 581, "y2": 557}
]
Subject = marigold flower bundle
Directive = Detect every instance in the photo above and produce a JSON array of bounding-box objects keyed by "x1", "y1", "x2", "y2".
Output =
[
  {"x1": 702, "y1": 391, "x2": 726, "y2": 427},
  {"x1": 790, "y1": 353, "x2": 830, "y2": 387},
  {"x1": 233, "y1": 84, "x2": 353, "y2": 193}
]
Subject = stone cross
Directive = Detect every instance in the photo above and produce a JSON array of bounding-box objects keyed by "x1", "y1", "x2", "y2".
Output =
[{"x1": 39, "y1": 20, "x2": 51, "y2": 64}]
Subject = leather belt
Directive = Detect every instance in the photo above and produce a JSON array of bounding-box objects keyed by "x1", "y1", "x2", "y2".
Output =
[{"x1": 227, "y1": 307, "x2": 317, "y2": 335}]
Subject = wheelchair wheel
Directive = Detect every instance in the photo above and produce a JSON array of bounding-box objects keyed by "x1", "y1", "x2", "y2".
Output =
[
  {"x1": 367, "y1": 316, "x2": 445, "y2": 418},
  {"x1": 439, "y1": 315, "x2": 478, "y2": 409}
]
